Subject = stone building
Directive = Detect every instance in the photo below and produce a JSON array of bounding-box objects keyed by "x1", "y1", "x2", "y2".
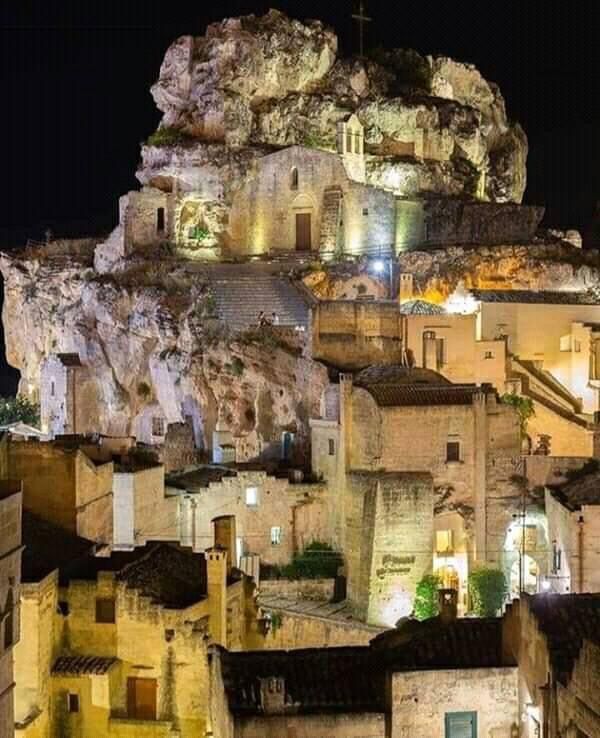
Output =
[
  {"x1": 0, "y1": 478, "x2": 22, "y2": 738},
  {"x1": 7, "y1": 438, "x2": 114, "y2": 545},
  {"x1": 210, "y1": 612, "x2": 519, "y2": 738},
  {"x1": 504, "y1": 593, "x2": 600, "y2": 738},
  {"x1": 39, "y1": 353, "x2": 86, "y2": 437},
  {"x1": 168, "y1": 466, "x2": 330, "y2": 569},
  {"x1": 15, "y1": 512, "x2": 263, "y2": 738},
  {"x1": 545, "y1": 467, "x2": 600, "y2": 595},
  {"x1": 310, "y1": 367, "x2": 522, "y2": 624}
]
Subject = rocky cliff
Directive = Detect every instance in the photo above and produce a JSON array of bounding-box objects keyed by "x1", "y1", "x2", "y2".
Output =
[
  {"x1": 1, "y1": 246, "x2": 328, "y2": 462},
  {"x1": 141, "y1": 8, "x2": 528, "y2": 203}
]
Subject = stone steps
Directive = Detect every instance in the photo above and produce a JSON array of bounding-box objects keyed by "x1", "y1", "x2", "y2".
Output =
[{"x1": 209, "y1": 275, "x2": 310, "y2": 333}]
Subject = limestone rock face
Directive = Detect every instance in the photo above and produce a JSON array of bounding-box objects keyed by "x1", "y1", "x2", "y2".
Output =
[
  {"x1": 151, "y1": 10, "x2": 337, "y2": 147},
  {"x1": 0, "y1": 252, "x2": 328, "y2": 463},
  {"x1": 146, "y1": 9, "x2": 529, "y2": 203}
]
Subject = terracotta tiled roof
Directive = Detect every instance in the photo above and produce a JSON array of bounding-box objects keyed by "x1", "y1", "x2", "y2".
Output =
[
  {"x1": 221, "y1": 647, "x2": 384, "y2": 715},
  {"x1": 354, "y1": 365, "x2": 450, "y2": 386},
  {"x1": 65, "y1": 542, "x2": 209, "y2": 609},
  {"x1": 471, "y1": 290, "x2": 599, "y2": 305},
  {"x1": 365, "y1": 383, "x2": 492, "y2": 407},
  {"x1": 400, "y1": 299, "x2": 446, "y2": 315},
  {"x1": 52, "y1": 655, "x2": 118, "y2": 676},
  {"x1": 371, "y1": 617, "x2": 508, "y2": 671},
  {"x1": 527, "y1": 594, "x2": 600, "y2": 684}
]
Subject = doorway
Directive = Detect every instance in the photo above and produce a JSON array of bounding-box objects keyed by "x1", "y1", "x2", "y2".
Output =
[
  {"x1": 295, "y1": 213, "x2": 312, "y2": 251},
  {"x1": 510, "y1": 555, "x2": 539, "y2": 597},
  {"x1": 127, "y1": 677, "x2": 157, "y2": 721}
]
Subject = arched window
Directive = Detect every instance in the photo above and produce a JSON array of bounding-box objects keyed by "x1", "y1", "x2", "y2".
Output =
[
  {"x1": 290, "y1": 167, "x2": 299, "y2": 190},
  {"x1": 346, "y1": 131, "x2": 353, "y2": 154}
]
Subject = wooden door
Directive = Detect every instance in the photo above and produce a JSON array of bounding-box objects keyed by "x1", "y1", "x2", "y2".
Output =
[
  {"x1": 127, "y1": 677, "x2": 157, "y2": 721},
  {"x1": 445, "y1": 711, "x2": 477, "y2": 738},
  {"x1": 295, "y1": 213, "x2": 312, "y2": 251}
]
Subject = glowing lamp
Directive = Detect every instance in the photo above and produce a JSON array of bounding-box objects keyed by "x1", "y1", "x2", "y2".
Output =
[
  {"x1": 541, "y1": 580, "x2": 551, "y2": 592},
  {"x1": 371, "y1": 259, "x2": 385, "y2": 273}
]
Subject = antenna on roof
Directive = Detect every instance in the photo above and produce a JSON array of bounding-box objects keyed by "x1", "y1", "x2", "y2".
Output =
[{"x1": 352, "y1": 0, "x2": 372, "y2": 59}]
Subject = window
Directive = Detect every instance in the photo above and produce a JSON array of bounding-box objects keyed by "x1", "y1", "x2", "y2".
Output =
[
  {"x1": 436, "y1": 530, "x2": 454, "y2": 554},
  {"x1": 245, "y1": 486, "x2": 259, "y2": 507},
  {"x1": 328, "y1": 438, "x2": 336, "y2": 456},
  {"x1": 156, "y1": 207, "x2": 165, "y2": 233},
  {"x1": 290, "y1": 167, "x2": 299, "y2": 190},
  {"x1": 560, "y1": 335, "x2": 572, "y2": 352},
  {"x1": 127, "y1": 677, "x2": 157, "y2": 721},
  {"x1": 445, "y1": 711, "x2": 477, "y2": 738},
  {"x1": 446, "y1": 441, "x2": 460, "y2": 463},
  {"x1": 68, "y1": 693, "x2": 80, "y2": 713},
  {"x1": 50, "y1": 379, "x2": 55, "y2": 397},
  {"x1": 271, "y1": 526, "x2": 282, "y2": 545},
  {"x1": 95, "y1": 598, "x2": 116, "y2": 624},
  {"x1": 152, "y1": 416, "x2": 165, "y2": 437},
  {"x1": 484, "y1": 350, "x2": 494, "y2": 360},
  {"x1": 362, "y1": 208, "x2": 369, "y2": 217},
  {"x1": 552, "y1": 544, "x2": 562, "y2": 573},
  {"x1": 346, "y1": 131, "x2": 353, "y2": 153}
]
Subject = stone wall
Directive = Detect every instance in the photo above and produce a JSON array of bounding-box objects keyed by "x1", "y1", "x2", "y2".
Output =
[
  {"x1": 233, "y1": 713, "x2": 385, "y2": 738},
  {"x1": 345, "y1": 472, "x2": 434, "y2": 627},
  {"x1": 228, "y1": 146, "x2": 395, "y2": 258},
  {"x1": 259, "y1": 578, "x2": 335, "y2": 601},
  {"x1": 557, "y1": 640, "x2": 600, "y2": 737},
  {"x1": 176, "y1": 472, "x2": 330, "y2": 566},
  {"x1": 417, "y1": 198, "x2": 543, "y2": 248},
  {"x1": 391, "y1": 667, "x2": 519, "y2": 738},
  {"x1": 259, "y1": 609, "x2": 381, "y2": 651},
  {"x1": 0, "y1": 484, "x2": 21, "y2": 738},
  {"x1": 312, "y1": 300, "x2": 403, "y2": 369}
]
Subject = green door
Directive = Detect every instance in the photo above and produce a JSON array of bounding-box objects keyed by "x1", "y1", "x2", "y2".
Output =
[{"x1": 445, "y1": 711, "x2": 477, "y2": 738}]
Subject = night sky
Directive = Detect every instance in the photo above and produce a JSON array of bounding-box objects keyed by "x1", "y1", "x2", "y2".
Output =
[{"x1": 1, "y1": 1, "x2": 599, "y2": 392}]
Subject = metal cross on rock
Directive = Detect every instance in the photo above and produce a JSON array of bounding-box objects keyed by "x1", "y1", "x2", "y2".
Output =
[{"x1": 352, "y1": 0, "x2": 372, "y2": 58}]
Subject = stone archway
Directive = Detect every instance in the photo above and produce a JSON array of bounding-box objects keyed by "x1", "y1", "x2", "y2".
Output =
[{"x1": 510, "y1": 555, "x2": 539, "y2": 597}]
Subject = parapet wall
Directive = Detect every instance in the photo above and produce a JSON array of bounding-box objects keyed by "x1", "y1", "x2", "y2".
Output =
[{"x1": 312, "y1": 300, "x2": 403, "y2": 369}]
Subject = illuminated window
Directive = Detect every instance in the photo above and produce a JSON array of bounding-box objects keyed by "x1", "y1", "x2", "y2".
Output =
[
  {"x1": 560, "y1": 335, "x2": 572, "y2": 352},
  {"x1": 446, "y1": 441, "x2": 460, "y2": 463},
  {"x1": 245, "y1": 486, "x2": 259, "y2": 507},
  {"x1": 271, "y1": 526, "x2": 282, "y2": 545},
  {"x1": 95, "y1": 598, "x2": 116, "y2": 624},
  {"x1": 328, "y1": 439, "x2": 335, "y2": 456},
  {"x1": 68, "y1": 694, "x2": 80, "y2": 713},
  {"x1": 290, "y1": 167, "x2": 299, "y2": 190},
  {"x1": 152, "y1": 417, "x2": 165, "y2": 437},
  {"x1": 156, "y1": 207, "x2": 165, "y2": 233},
  {"x1": 362, "y1": 208, "x2": 369, "y2": 217},
  {"x1": 436, "y1": 530, "x2": 454, "y2": 554}
]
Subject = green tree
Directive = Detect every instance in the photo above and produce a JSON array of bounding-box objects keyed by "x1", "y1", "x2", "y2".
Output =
[
  {"x1": 413, "y1": 574, "x2": 441, "y2": 621},
  {"x1": 0, "y1": 396, "x2": 40, "y2": 426},
  {"x1": 281, "y1": 541, "x2": 343, "y2": 580},
  {"x1": 468, "y1": 567, "x2": 507, "y2": 617},
  {"x1": 501, "y1": 393, "x2": 535, "y2": 438}
]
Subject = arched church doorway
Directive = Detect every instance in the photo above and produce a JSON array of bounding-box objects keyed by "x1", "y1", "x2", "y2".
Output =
[{"x1": 510, "y1": 555, "x2": 539, "y2": 597}]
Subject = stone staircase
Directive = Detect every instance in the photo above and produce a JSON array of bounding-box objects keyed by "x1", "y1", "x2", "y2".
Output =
[
  {"x1": 319, "y1": 186, "x2": 343, "y2": 255},
  {"x1": 209, "y1": 272, "x2": 311, "y2": 333}
]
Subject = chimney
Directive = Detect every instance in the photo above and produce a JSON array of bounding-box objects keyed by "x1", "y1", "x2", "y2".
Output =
[
  {"x1": 399, "y1": 273, "x2": 414, "y2": 303},
  {"x1": 438, "y1": 588, "x2": 458, "y2": 624},
  {"x1": 205, "y1": 548, "x2": 228, "y2": 646},
  {"x1": 212, "y1": 515, "x2": 236, "y2": 574}
]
